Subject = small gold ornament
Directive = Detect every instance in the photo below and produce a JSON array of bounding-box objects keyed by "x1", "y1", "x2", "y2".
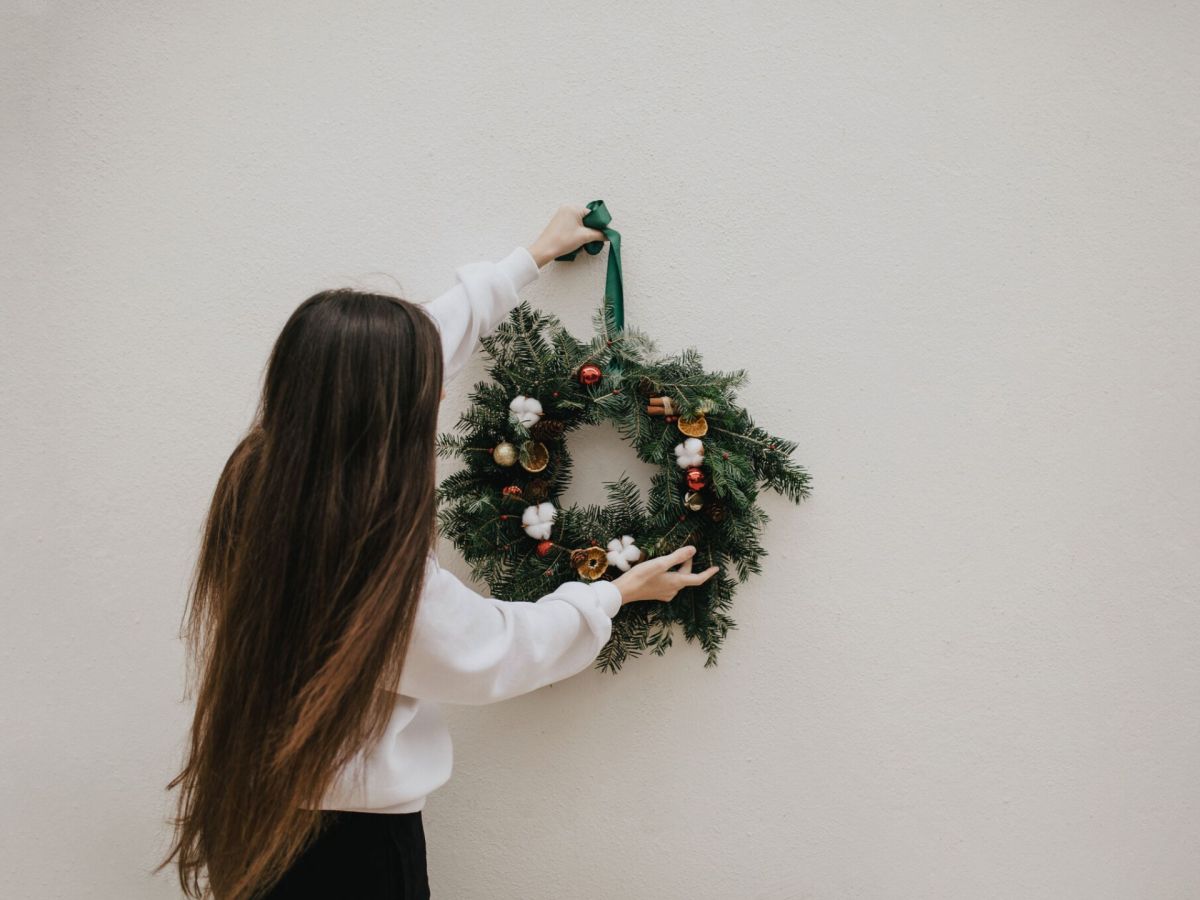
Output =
[
  {"x1": 571, "y1": 546, "x2": 609, "y2": 581},
  {"x1": 519, "y1": 440, "x2": 549, "y2": 473},
  {"x1": 677, "y1": 413, "x2": 709, "y2": 437},
  {"x1": 684, "y1": 490, "x2": 706, "y2": 512},
  {"x1": 492, "y1": 441, "x2": 517, "y2": 467}
]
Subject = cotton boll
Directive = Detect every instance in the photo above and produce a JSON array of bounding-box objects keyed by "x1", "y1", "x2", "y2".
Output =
[
  {"x1": 521, "y1": 502, "x2": 556, "y2": 540},
  {"x1": 606, "y1": 535, "x2": 643, "y2": 572},
  {"x1": 673, "y1": 437, "x2": 705, "y2": 469},
  {"x1": 509, "y1": 395, "x2": 544, "y2": 428}
]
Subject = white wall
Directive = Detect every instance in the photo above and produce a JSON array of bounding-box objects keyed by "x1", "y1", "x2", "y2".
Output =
[{"x1": 4, "y1": 2, "x2": 1199, "y2": 897}]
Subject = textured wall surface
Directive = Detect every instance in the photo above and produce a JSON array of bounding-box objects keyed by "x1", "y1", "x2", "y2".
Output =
[{"x1": 4, "y1": 3, "x2": 1200, "y2": 898}]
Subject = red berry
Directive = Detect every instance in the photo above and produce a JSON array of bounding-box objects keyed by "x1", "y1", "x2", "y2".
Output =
[{"x1": 500, "y1": 514, "x2": 509, "y2": 521}]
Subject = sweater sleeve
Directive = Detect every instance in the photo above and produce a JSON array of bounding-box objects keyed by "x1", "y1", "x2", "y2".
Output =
[
  {"x1": 393, "y1": 554, "x2": 623, "y2": 705},
  {"x1": 419, "y1": 246, "x2": 540, "y2": 385}
]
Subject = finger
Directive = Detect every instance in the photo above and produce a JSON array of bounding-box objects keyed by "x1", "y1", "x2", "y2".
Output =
[
  {"x1": 656, "y1": 545, "x2": 697, "y2": 570},
  {"x1": 674, "y1": 556, "x2": 694, "y2": 576},
  {"x1": 680, "y1": 565, "x2": 720, "y2": 586},
  {"x1": 580, "y1": 227, "x2": 606, "y2": 243}
]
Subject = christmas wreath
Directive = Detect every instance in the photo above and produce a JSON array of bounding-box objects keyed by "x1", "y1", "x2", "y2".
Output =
[{"x1": 436, "y1": 202, "x2": 811, "y2": 672}]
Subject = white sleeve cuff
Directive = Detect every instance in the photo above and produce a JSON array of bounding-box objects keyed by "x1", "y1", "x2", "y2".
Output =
[
  {"x1": 589, "y1": 580, "x2": 623, "y2": 618},
  {"x1": 496, "y1": 245, "x2": 540, "y2": 294}
]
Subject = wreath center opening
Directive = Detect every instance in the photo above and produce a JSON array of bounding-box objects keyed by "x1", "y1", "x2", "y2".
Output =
[{"x1": 556, "y1": 421, "x2": 659, "y2": 510}]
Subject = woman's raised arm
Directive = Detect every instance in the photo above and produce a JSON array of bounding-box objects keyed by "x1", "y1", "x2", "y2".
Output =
[{"x1": 418, "y1": 205, "x2": 605, "y2": 384}]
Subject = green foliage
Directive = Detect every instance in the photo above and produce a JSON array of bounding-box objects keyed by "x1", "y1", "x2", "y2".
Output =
[{"x1": 437, "y1": 301, "x2": 812, "y2": 672}]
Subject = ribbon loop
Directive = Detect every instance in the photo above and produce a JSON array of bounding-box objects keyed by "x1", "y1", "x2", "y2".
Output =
[{"x1": 555, "y1": 199, "x2": 624, "y2": 331}]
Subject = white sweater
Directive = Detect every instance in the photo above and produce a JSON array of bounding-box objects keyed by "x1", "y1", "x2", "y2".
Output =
[{"x1": 317, "y1": 246, "x2": 624, "y2": 815}]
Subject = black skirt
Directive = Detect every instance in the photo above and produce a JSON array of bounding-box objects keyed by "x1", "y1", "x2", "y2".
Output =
[{"x1": 260, "y1": 810, "x2": 430, "y2": 899}]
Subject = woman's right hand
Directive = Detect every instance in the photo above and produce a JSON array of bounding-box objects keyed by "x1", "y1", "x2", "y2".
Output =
[
  {"x1": 527, "y1": 204, "x2": 607, "y2": 268},
  {"x1": 612, "y1": 545, "x2": 720, "y2": 605}
]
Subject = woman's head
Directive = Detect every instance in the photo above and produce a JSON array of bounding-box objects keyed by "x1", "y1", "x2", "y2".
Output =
[
  {"x1": 161, "y1": 290, "x2": 444, "y2": 900},
  {"x1": 262, "y1": 289, "x2": 445, "y2": 482}
]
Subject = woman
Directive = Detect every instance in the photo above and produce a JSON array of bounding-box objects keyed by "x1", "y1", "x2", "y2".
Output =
[{"x1": 159, "y1": 204, "x2": 719, "y2": 899}]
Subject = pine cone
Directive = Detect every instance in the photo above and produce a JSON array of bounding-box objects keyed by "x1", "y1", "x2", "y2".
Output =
[
  {"x1": 526, "y1": 478, "x2": 552, "y2": 502},
  {"x1": 637, "y1": 377, "x2": 660, "y2": 398},
  {"x1": 530, "y1": 418, "x2": 565, "y2": 441}
]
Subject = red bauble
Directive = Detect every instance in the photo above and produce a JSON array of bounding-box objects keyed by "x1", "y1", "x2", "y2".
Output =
[
  {"x1": 578, "y1": 363, "x2": 603, "y2": 386},
  {"x1": 685, "y1": 466, "x2": 706, "y2": 491},
  {"x1": 536, "y1": 540, "x2": 554, "y2": 557},
  {"x1": 501, "y1": 485, "x2": 523, "y2": 497}
]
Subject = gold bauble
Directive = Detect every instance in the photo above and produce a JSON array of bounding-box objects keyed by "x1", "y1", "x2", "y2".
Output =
[
  {"x1": 519, "y1": 440, "x2": 549, "y2": 473},
  {"x1": 492, "y1": 441, "x2": 517, "y2": 467},
  {"x1": 677, "y1": 414, "x2": 709, "y2": 437},
  {"x1": 571, "y1": 547, "x2": 609, "y2": 581},
  {"x1": 684, "y1": 490, "x2": 706, "y2": 511}
]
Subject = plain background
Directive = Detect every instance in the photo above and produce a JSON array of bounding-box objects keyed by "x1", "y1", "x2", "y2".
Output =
[{"x1": 4, "y1": 2, "x2": 1199, "y2": 898}]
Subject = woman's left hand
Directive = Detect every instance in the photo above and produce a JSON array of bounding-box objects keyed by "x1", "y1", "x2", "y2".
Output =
[{"x1": 527, "y1": 204, "x2": 607, "y2": 268}]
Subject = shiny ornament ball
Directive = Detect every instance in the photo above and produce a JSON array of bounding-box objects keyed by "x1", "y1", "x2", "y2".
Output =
[
  {"x1": 684, "y1": 490, "x2": 705, "y2": 511},
  {"x1": 578, "y1": 363, "x2": 603, "y2": 386},
  {"x1": 492, "y1": 441, "x2": 517, "y2": 467},
  {"x1": 501, "y1": 485, "x2": 523, "y2": 497},
  {"x1": 686, "y1": 467, "x2": 707, "y2": 491},
  {"x1": 536, "y1": 540, "x2": 554, "y2": 557}
]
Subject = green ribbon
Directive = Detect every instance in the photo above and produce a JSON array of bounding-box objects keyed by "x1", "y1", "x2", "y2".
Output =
[{"x1": 555, "y1": 199, "x2": 624, "y2": 331}]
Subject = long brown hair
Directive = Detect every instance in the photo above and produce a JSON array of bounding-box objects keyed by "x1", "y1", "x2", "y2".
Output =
[{"x1": 158, "y1": 288, "x2": 445, "y2": 898}]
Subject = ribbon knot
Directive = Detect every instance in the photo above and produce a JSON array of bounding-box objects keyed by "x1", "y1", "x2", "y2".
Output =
[{"x1": 555, "y1": 199, "x2": 624, "y2": 331}]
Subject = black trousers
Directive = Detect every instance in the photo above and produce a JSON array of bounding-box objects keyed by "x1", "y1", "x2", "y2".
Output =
[{"x1": 261, "y1": 810, "x2": 430, "y2": 899}]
